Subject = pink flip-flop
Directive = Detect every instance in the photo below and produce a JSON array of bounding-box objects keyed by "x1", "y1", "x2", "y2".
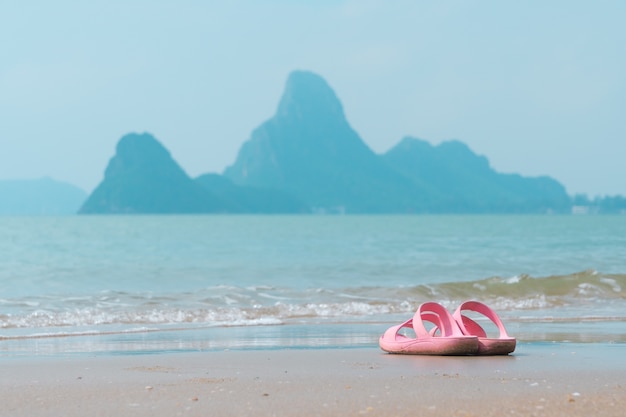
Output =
[
  {"x1": 453, "y1": 300, "x2": 516, "y2": 355},
  {"x1": 379, "y1": 302, "x2": 479, "y2": 355}
]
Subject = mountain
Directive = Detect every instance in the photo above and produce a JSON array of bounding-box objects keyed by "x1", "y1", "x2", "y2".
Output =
[
  {"x1": 195, "y1": 173, "x2": 309, "y2": 213},
  {"x1": 78, "y1": 71, "x2": 573, "y2": 215},
  {"x1": 0, "y1": 177, "x2": 86, "y2": 215},
  {"x1": 223, "y1": 70, "x2": 437, "y2": 213},
  {"x1": 79, "y1": 133, "x2": 226, "y2": 214},
  {"x1": 222, "y1": 70, "x2": 570, "y2": 213},
  {"x1": 383, "y1": 137, "x2": 572, "y2": 213}
]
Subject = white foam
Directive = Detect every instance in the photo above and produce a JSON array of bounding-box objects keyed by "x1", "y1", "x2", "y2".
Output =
[
  {"x1": 599, "y1": 277, "x2": 621, "y2": 293},
  {"x1": 506, "y1": 275, "x2": 521, "y2": 284}
]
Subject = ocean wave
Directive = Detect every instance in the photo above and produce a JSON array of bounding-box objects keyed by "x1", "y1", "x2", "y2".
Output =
[{"x1": 1, "y1": 271, "x2": 625, "y2": 331}]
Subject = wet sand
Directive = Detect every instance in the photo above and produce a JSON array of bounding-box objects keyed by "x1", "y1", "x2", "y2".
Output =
[{"x1": 1, "y1": 343, "x2": 624, "y2": 417}]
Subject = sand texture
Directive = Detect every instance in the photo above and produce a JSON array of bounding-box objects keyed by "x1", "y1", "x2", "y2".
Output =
[{"x1": 1, "y1": 343, "x2": 625, "y2": 417}]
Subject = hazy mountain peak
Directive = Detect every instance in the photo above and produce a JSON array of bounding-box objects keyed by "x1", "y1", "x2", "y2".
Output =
[
  {"x1": 223, "y1": 72, "x2": 430, "y2": 212},
  {"x1": 276, "y1": 70, "x2": 346, "y2": 123},
  {"x1": 395, "y1": 136, "x2": 433, "y2": 151},
  {"x1": 80, "y1": 132, "x2": 224, "y2": 214},
  {"x1": 107, "y1": 132, "x2": 173, "y2": 175}
]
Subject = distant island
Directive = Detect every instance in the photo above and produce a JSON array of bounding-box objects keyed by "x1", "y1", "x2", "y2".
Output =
[
  {"x1": 79, "y1": 70, "x2": 576, "y2": 214},
  {"x1": 79, "y1": 133, "x2": 227, "y2": 214},
  {"x1": 222, "y1": 71, "x2": 574, "y2": 214},
  {"x1": 79, "y1": 132, "x2": 309, "y2": 214},
  {"x1": 0, "y1": 177, "x2": 86, "y2": 215},
  {"x1": 2, "y1": 70, "x2": 625, "y2": 215}
]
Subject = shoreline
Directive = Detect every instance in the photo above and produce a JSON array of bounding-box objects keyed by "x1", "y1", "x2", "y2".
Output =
[
  {"x1": 2, "y1": 343, "x2": 625, "y2": 416},
  {"x1": 3, "y1": 320, "x2": 626, "y2": 359}
]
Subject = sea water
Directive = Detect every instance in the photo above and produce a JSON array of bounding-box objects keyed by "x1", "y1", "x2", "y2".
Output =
[{"x1": 1, "y1": 215, "x2": 625, "y2": 356}]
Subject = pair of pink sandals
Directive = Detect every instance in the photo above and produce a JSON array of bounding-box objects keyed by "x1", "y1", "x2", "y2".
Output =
[{"x1": 379, "y1": 300, "x2": 516, "y2": 355}]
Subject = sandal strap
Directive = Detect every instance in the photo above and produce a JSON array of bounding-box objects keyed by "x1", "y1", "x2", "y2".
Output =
[
  {"x1": 413, "y1": 302, "x2": 464, "y2": 338},
  {"x1": 454, "y1": 300, "x2": 510, "y2": 338}
]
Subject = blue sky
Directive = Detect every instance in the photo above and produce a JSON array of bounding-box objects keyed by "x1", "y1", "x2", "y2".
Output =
[{"x1": 1, "y1": 1, "x2": 625, "y2": 196}]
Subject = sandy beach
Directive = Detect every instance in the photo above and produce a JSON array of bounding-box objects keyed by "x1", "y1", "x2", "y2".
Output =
[{"x1": 1, "y1": 342, "x2": 624, "y2": 417}]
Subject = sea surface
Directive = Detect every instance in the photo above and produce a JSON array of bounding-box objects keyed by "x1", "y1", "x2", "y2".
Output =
[{"x1": 1, "y1": 215, "x2": 625, "y2": 356}]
